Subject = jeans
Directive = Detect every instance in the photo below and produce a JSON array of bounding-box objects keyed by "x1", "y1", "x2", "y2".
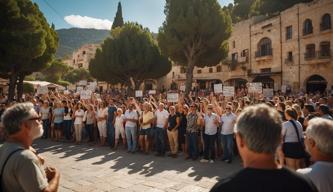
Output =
[
  {"x1": 155, "y1": 127, "x2": 166, "y2": 154},
  {"x1": 107, "y1": 122, "x2": 115, "y2": 147},
  {"x1": 42, "y1": 119, "x2": 49, "y2": 139},
  {"x1": 203, "y1": 134, "x2": 217, "y2": 160},
  {"x1": 221, "y1": 134, "x2": 234, "y2": 161},
  {"x1": 125, "y1": 126, "x2": 137, "y2": 152},
  {"x1": 63, "y1": 120, "x2": 72, "y2": 140},
  {"x1": 187, "y1": 132, "x2": 198, "y2": 159},
  {"x1": 85, "y1": 124, "x2": 94, "y2": 141}
]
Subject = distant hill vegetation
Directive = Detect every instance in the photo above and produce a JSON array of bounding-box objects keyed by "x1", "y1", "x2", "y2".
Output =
[{"x1": 56, "y1": 28, "x2": 110, "y2": 58}]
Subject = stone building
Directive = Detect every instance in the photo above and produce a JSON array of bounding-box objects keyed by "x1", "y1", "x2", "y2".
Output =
[
  {"x1": 64, "y1": 44, "x2": 100, "y2": 70},
  {"x1": 159, "y1": 0, "x2": 333, "y2": 93}
]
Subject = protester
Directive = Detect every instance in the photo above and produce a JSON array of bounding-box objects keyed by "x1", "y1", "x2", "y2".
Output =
[
  {"x1": 73, "y1": 104, "x2": 85, "y2": 144},
  {"x1": 63, "y1": 101, "x2": 73, "y2": 141},
  {"x1": 178, "y1": 104, "x2": 188, "y2": 157},
  {"x1": 83, "y1": 104, "x2": 96, "y2": 142},
  {"x1": 124, "y1": 103, "x2": 138, "y2": 153},
  {"x1": 220, "y1": 105, "x2": 237, "y2": 163},
  {"x1": 107, "y1": 99, "x2": 117, "y2": 148},
  {"x1": 139, "y1": 102, "x2": 154, "y2": 154},
  {"x1": 0, "y1": 102, "x2": 60, "y2": 192},
  {"x1": 97, "y1": 102, "x2": 108, "y2": 146},
  {"x1": 210, "y1": 104, "x2": 318, "y2": 192},
  {"x1": 186, "y1": 103, "x2": 203, "y2": 160},
  {"x1": 52, "y1": 102, "x2": 64, "y2": 141},
  {"x1": 154, "y1": 103, "x2": 169, "y2": 156},
  {"x1": 167, "y1": 105, "x2": 180, "y2": 158},
  {"x1": 298, "y1": 118, "x2": 333, "y2": 192},
  {"x1": 114, "y1": 108, "x2": 125, "y2": 149},
  {"x1": 40, "y1": 101, "x2": 51, "y2": 139}
]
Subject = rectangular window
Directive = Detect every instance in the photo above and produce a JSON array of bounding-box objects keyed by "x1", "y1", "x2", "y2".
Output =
[
  {"x1": 286, "y1": 26, "x2": 292, "y2": 40},
  {"x1": 180, "y1": 67, "x2": 186, "y2": 74},
  {"x1": 305, "y1": 44, "x2": 316, "y2": 59},
  {"x1": 288, "y1": 51, "x2": 293, "y2": 61},
  {"x1": 197, "y1": 69, "x2": 202, "y2": 74},
  {"x1": 216, "y1": 65, "x2": 222, "y2": 72},
  {"x1": 209, "y1": 68, "x2": 213, "y2": 73}
]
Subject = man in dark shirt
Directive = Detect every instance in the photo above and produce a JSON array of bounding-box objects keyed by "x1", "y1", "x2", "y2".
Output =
[
  {"x1": 210, "y1": 104, "x2": 318, "y2": 192},
  {"x1": 107, "y1": 98, "x2": 117, "y2": 148}
]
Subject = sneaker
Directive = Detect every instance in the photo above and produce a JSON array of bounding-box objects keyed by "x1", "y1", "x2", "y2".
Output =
[
  {"x1": 209, "y1": 160, "x2": 215, "y2": 163},
  {"x1": 200, "y1": 159, "x2": 209, "y2": 163}
]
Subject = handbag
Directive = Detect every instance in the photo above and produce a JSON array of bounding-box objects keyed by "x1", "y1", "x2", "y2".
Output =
[{"x1": 0, "y1": 148, "x2": 24, "y2": 192}]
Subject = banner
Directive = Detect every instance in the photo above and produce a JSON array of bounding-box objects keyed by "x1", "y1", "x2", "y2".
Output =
[
  {"x1": 148, "y1": 90, "x2": 156, "y2": 95},
  {"x1": 248, "y1": 83, "x2": 263, "y2": 94},
  {"x1": 78, "y1": 80, "x2": 87, "y2": 86},
  {"x1": 76, "y1": 86, "x2": 83, "y2": 92},
  {"x1": 223, "y1": 86, "x2": 235, "y2": 97},
  {"x1": 167, "y1": 93, "x2": 179, "y2": 103},
  {"x1": 135, "y1": 90, "x2": 143, "y2": 97},
  {"x1": 87, "y1": 84, "x2": 96, "y2": 92},
  {"x1": 263, "y1": 88, "x2": 274, "y2": 98},
  {"x1": 80, "y1": 90, "x2": 92, "y2": 100},
  {"x1": 213, "y1": 84, "x2": 223, "y2": 93},
  {"x1": 37, "y1": 86, "x2": 48, "y2": 95}
]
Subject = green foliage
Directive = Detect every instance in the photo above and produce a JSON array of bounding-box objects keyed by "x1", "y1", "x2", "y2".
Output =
[
  {"x1": 158, "y1": 0, "x2": 231, "y2": 93},
  {"x1": 57, "y1": 80, "x2": 71, "y2": 87},
  {"x1": 23, "y1": 83, "x2": 34, "y2": 94},
  {"x1": 252, "y1": 0, "x2": 313, "y2": 15},
  {"x1": 63, "y1": 68, "x2": 93, "y2": 84},
  {"x1": 90, "y1": 22, "x2": 171, "y2": 89},
  {"x1": 56, "y1": 28, "x2": 109, "y2": 58},
  {"x1": 111, "y1": 2, "x2": 124, "y2": 30},
  {"x1": 42, "y1": 59, "x2": 69, "y2": 83}
]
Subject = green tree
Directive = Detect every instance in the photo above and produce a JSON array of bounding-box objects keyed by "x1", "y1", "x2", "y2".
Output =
[
  {"x1": 232, "y1": 0, "x2": 256, "y2": 22},
  {"x1": 63, "y1": 68, "x2": 93, "y2": 84},
  {"x1": 0, "y1": 0, "x2": 57, "y2": 102},
  {"x1": 90, "y1": 22, "x2": 171, "y2": 91},
  {"x1": 158, "y1": 0, "x2": 231, "y2": 94},
  {"x1": 111, "y1": 2, "x2": 124, "y2": 30},
  {"x1": 42, "y1": 59, "x2": 69, "y2": 83},
  {"x1": 251, "y1": 0, "x2": 313, "y2": 16}
]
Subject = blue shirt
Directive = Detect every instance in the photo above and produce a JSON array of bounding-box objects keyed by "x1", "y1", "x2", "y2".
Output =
[
  {"x1": 53, "y1": 108, "x2": 64, "y2": 123},
  {"x1": 107, "y1": 106, "x2": 117, "y2": 123}
]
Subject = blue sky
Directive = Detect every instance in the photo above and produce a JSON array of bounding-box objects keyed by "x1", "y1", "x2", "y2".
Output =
[{"x1": 32, "y1": 0, "x2": 233, "y2": 32}]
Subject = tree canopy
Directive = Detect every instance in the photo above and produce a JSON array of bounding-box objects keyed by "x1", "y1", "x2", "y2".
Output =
[
  {"x1": 89, "y1": 22, "x2": 171, "y2": 90},
  {"x1": 158, "y1": 0, "x2": 232, "y2": 94},
  {"x1": 0, "y1": 0, "x2": 58, "y2": 101}
]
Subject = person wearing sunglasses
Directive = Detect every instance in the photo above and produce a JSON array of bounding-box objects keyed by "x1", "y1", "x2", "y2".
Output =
[{"x1": 0, "y1": 102, "x2": 60, "y2": 192}]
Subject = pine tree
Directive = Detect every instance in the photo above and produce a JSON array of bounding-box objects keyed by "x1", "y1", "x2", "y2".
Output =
[{"x1": 111, "y1": 2, "x2": 124, "y2": 30}]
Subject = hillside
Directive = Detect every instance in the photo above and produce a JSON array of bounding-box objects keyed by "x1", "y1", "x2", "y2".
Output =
[{"x1": 56, "y1": 28, "x2": 110, "y2": 58}]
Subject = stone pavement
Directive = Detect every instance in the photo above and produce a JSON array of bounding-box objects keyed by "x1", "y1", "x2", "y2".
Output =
[{"x1": 34, "y1": 140, "x2": 242, "y2": 192}]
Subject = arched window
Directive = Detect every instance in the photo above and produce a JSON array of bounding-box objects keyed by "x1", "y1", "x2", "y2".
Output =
[
  {"x1": 303, "y1": 19, "x2": 313, "y2": 35},
  {"x1": 256, "y1": 38, "x2": 272, "y2": 57},
  {"x1": 321, "y1": 14, "x2": 331, "y2": 31}
]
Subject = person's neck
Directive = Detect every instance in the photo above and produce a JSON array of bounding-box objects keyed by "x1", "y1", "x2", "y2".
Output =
[
  {"x1": 6, "y1": 137, "x2": 32, "y2": 149},
  {"x1": 243, "y1": 152, "x2": 280, "y2": 170}
]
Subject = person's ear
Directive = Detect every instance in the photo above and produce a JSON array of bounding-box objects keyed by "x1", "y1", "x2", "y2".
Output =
[{"x1": 236, "y1": 132, "x2": 245, "y2": 148}]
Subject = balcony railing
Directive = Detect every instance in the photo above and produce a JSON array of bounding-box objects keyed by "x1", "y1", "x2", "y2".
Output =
[
  {"x1": 320, "y1": 23, "x2": 331, "y2": 31},
  {"x1": 255, "y1": 48, "x2": 273, "y2": 58},
  {"x1": 304, "y1": 51, "x2": 331, "y2": 60}
]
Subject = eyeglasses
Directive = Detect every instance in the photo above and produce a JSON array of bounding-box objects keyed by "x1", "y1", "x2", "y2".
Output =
[{"x1": 27, "y1": 116, "x2": 42, "y2": 122}]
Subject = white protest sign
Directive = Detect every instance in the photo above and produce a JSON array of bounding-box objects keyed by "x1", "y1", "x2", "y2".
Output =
[
  {"x1": 223, "y1": 86, "x2": 235, "y2": 97},
  {"x1": 248, "y1": 82, "x2": 263, "y2": 94},
  {"x1": 87, "y1": 84, "x2": 96, "y2": 92},
  {"x1": 263, "y1": 88, "x2": 274, "y2": 98},
  {"x1": 37, "y1": 86, "x2": 48, "y2": 95},
  {"x1": 281, "y1": 85, "x2": 287, "y2": 93},
  {"x1": 167, "y1": 93, "x2": 179, "y2": 103},
  {"x1": 214, "y1": 84, "x2": 223, "y2": 93},
  {"x1": 135, "y1": 90, "x2": 143, "y2": 97},
  {"x1": 180, "y1": 85, "x2": 185, "y2": 92},
  {"x1": 64, "y1": 90, "x2": 70, "y2": 95},
  {"x1": 68, "y1": 84, "x2": 76, "y2": 91},
  {"x1": 78, "y1": 80, "x2": 87, "y2": 86},
  {"x1": 148, "y1": 90, "x2": 156, "y2": 95},
  {"x1": 76, "y1": 86, "x2": 83, "y2": 92},
  {"x1": 80, "y1": 90, "x2": 92, "y2": 100}
]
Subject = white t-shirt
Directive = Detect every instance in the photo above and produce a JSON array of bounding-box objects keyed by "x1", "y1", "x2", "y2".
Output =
[
  {"x1": 221, "y1": 113, "x2": 237, "y2": 135},
  {"x1": 115, "y1": 115, "x2": 125, "y2": 129},
  {"x1": 124, "y1": 110, "x2": 138, "y2": 128},
  {"x1": 282, "y1": 120, "x2": 303, "y2": 143},
  {"x1": 204, "y1": 113, "x2": 219, "y2": 135},
  {"x1": 155, "y1": 109, "x2": 169, "y2": 128},
  {"x1": 74, "y1": 109, "x2": 85, "y2": 125},
  {"x1": 40, "y1": 107, "x2": 50, "y2": 120},
  {"x1": 297, "y1": 161, "x2": 333, "y2": 192},
  {"x1": 97, "y1": 107, "x2": 108, "y2": 124}
]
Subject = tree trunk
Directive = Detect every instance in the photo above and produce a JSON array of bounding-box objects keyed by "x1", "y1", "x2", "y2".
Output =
[
  {"x1": 185, "y1": 60, "x2": 195, "y2": 95},
  {"x1": 7, "y1": 72, "x2": 17, "y2": 103},
  {"x1": 16, "y1": 74, "x2": 25, "y2": 102}
]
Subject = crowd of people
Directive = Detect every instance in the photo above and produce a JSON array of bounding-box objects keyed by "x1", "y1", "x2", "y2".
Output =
[{"x1": 0, "y1": 87, "x2": 333, "y2": 192}]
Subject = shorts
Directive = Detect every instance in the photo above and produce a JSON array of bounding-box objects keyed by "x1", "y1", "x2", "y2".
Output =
[
  {"x1": 54, "y1": 122, "x2": 63, "y2": 130},
  {"x1": 283, "y1": 142, "x2": 305, "y2": 159},
  {"x1": 97, "y1": 122, "x2": 107, "y2": 137},
  {"x1": 115, "y1": 125, "x2": 125, "y2": 140},
  {"x1": 140, "y1": 128, "x2": 151, "y2": 136}
]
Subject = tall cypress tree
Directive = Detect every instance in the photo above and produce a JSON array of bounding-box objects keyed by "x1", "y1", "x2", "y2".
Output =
[{"x1": 111, "y1": 2, "x2": 124, "y2": 29}]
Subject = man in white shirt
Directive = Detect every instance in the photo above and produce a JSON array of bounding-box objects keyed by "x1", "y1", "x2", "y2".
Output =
[
  {"x1": 200, "y1": 104, "x2": 219, "y2": 163},
  {"x1": 298, "y1": 118, "x2": 333, "y2": 192},
  {"x1": 124, "y1": 104, "x2": 138, "y2": 153},
  {"x1": 154, "y1": 103, "x2": 169, "y2": 156},
  {"x1": 220, "y1": 105, "x2": 237, "y2": 163}
]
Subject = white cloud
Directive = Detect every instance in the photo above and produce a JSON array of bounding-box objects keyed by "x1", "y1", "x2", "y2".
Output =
[{"x1": 64, "y1": 15, "x2": 112, "y2": 30}]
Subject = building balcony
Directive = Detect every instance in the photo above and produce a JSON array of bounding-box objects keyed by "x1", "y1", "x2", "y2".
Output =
[
  {"x1": 255, "y1": 49, "x2": 273, "y2": 61},
  {"x1": 304, "y1": 51, "x2": 331, "y2": 61}
]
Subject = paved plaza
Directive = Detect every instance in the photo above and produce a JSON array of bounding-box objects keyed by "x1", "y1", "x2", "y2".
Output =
[{"x1": 34, "y1": 140, "x2": 241, "y2": 192}]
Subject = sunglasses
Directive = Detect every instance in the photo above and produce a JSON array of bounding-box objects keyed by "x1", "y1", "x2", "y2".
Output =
[{"x1": 27, "y1": 116, "x2": 42, "y2": 122}]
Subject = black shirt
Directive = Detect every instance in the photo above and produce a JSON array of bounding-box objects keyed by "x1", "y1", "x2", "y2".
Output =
[
  {"x1": 210, "y1": 167, "x2": 318, "y2": 192},
  {"x1": 168, "y1": 112, "x2": 180, "y2": 131}
]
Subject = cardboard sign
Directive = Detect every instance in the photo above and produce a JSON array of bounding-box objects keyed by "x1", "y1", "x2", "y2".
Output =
[
  {"x1": 68, "y1": 85, "x2": 76, "y2": 91},
  {"x1": 214, "y1": 84, "x2": 223, "y2": 93},
  {"x1": 135, "y1": 90, "x2": 143, "y2": 97},
  {"x1": 167, "y1": 93, "x2": 179, "y2": 103},
  {"x1": 37, "y1": 86, "x2": 48, "y2": 95},
  {"x1": 148, "y1": 90, "x2": 156, "y2": 95},
  {"x1": 180, "y1": 85, "x2": 185, "y2": 92},
  {"x1": 223, "y1": 86, "x2": 235, "y2": 97},
  {"x1": 87, "y1": 84, "x2": 96, "y2": 92},
  {"x1": 64, "y1": 90, "x2": 70, "y2": 95},
  {"x1": 248, "y1": 83, "x2": 263, "y2": 94},
  {"x1": 263, "y1": 88, "x2": 274, "y2": 98},
  {"x1": 78, "y1": 80, "x2": 87, "y2": 86},
  {"x1": 80, "y1": 90, "x2": 92, "y2": 100},
  {"x1": 281, "y1": 85, "x2": 287, "y2": 93}
]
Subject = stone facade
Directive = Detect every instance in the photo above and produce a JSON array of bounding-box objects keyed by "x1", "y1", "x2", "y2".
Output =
[
  {"x1": 159, "y1": 0, "x2": 333, "y2": 93},
  {"x1": 64, "y1": 44, "x2": 100, "y2": 70}
]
